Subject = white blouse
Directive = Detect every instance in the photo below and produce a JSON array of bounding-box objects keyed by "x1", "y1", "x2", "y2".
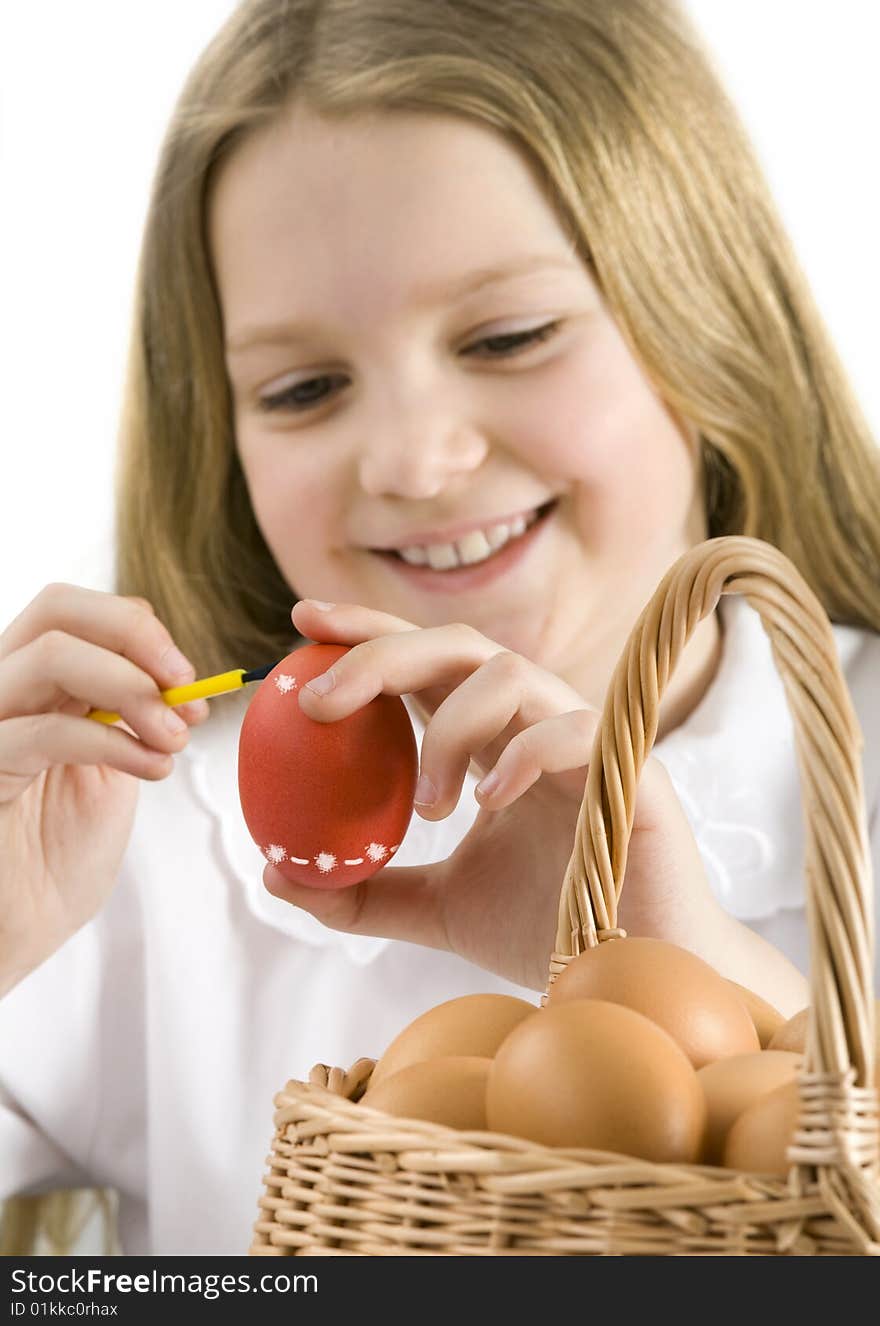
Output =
[{"x1": 1, "y1": 596, "x2": 878, "y2": 1255}]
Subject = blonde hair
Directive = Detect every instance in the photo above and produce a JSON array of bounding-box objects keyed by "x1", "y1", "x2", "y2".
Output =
[
  {"x1": 0, "y1": 1190, "x2": 118, "y2": 1257},
  {"x1": 113, "y1": 0, "x2": 880, "y2": 678},
  {"x1": 9, "y1": 0, "x2": 879, "y2": 1255}
]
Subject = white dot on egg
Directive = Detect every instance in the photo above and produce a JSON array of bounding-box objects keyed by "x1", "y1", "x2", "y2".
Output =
[{"x1": 315, "y1": 852, "x2": 338, "y2": 874}]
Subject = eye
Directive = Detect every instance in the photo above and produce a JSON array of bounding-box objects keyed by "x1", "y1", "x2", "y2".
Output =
[
  {"x1": 259, "y1": 373, "x2": 348, "y2": 413},
  {"x1": 462, "y1": 320, "x2": 561, "y2": 359},
  {"x1": 255, "y1": 320, "x2": 562, "y2": 411}
]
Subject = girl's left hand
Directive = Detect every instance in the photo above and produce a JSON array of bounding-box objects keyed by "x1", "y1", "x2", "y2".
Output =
[{"x1": 262, "y1": 599, "x2": 721, "y2": 992}]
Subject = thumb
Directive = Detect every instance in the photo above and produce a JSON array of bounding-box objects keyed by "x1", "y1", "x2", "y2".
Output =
[{"x1": 262, "y1": 861, "x2": 448, "y2": 950}]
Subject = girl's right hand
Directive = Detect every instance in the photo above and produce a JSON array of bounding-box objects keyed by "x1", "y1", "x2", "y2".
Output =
[{"x1": 0, "y1": 584, "x2": 208, "y2": 997}]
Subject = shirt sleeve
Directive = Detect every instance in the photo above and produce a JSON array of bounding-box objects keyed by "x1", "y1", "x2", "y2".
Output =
[
  {"x1": 0, "y1": 938, "x2": 98, "y2": 1200},
  {"x1": 0, "y1": 918, "x2": 109, "y2": 1200},
  {"x1": 0, "y1": 1084, "x2": 91, "y2": 1199},
  {"x1": 0, "y1": 858, "x2": 148, "y2": 1210}
]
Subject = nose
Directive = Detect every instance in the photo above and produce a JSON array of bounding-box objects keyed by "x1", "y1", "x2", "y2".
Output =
[{"x1": 356, "y1": 387, "x2": 490, "y2": 500}]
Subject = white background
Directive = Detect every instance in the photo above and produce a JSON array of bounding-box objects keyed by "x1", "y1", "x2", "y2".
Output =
[
  {"x1": 0, "y1": 0, "x2": 877, "y2": 1258},
  {"x1": 1, "y1": 1, "x2": 879, "y2": 627}
]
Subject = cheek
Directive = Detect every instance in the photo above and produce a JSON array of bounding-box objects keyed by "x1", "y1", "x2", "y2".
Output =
[
  {"x1": 236, "y1": 429, "x2": 336, "y2": 559},
  {"x1": 508, "y1": 329, "x2": 700, "y2": 537}
]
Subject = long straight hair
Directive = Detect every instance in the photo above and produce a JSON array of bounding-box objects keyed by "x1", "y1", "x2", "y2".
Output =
[
  {"x1": 112, "y1": 0, "x2": 879, "y2": 681},
  {"x1": 6, "y1": 0, "x2": 878, "y2": 1256}
]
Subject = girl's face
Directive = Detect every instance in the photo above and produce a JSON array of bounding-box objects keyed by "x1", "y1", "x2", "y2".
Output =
[{"x1": 210, "y1": 107, "x2": 707, "y2": 688}]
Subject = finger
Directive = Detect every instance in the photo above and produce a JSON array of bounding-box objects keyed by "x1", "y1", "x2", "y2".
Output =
[
  {"x1": 263, "y1": 860, "x2": 447, "y2": 950},
  {"x1": 175, "y1": 699, "x2": 211, "y2": 725},
  {"x1": 414, "y1": 652, "x2": 592, "y2": 819},
  {"x1": 123, "y1": 596, "x2": 156, "y2": 613},
  {"x1": 52, "y1": 694, "x2": 214, "y2": 726},
  {"x1": 296, "y1": 620, "x2": 502, "y2": 721},
  {"x1": 0, "y1": 583, "x2": 197, "y2": 690},
  {"x1": 473, "y1": 709, "x2": 600, "y2": 809},
  {"x1": 0, "y1": 713, "x2": 175, "y2": 803},
  {"x1": 291, "y1": 599, "x2": 418, "y2": 644},
  {"x1": 0, "y1": 632, "x2": 195, "y2": 753},
  {"x1": 474, "y1": 716, "x2": 681, "y2": 835}
]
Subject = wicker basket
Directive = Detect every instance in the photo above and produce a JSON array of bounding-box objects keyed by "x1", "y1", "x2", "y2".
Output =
[{"x1": 250, "y1": 535, "x2": 879, "y2": 1256}]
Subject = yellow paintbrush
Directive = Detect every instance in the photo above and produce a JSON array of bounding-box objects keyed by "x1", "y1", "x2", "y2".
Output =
[{"x1": 87, "y1": 661, "x2": 280, "y2": 725}]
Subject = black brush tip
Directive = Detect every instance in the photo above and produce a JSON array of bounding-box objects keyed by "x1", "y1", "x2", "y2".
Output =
[{"x1": 242, "y1": 660, "x2": 281, "y2": 685}]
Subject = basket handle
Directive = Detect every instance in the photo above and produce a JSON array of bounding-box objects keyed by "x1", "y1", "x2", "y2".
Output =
[{"x1": 548, "y1": 535, "x2": 875, "y2": 1106}]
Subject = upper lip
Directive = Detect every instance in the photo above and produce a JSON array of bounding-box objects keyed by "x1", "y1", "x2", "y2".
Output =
[{"x1": 368, "y1": 501, "x2": 554, "y2": 552}]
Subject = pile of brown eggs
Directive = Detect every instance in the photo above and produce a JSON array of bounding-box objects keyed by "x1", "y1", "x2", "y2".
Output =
[{"x1": 357, "y1": 937, "x2": 879, "y2": 1175}]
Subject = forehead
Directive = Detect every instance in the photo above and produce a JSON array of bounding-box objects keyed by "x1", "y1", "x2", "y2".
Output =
[{"x1": 207, "y1": 105, "x2": 580, "y2": 326}]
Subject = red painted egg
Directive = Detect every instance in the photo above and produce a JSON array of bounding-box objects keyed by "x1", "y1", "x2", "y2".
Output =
[{"x1": 238, "y1": 643, "x2": 418, "y2": 889}]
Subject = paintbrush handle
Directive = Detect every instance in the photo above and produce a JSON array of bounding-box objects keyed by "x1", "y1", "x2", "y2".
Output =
[{"x1": 87, "y1": 669, "x2": 248, "y2": 725}]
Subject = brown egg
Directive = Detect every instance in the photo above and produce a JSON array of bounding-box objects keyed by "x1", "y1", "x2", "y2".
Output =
[
  {"x1": 767, "y1": 1007, "x2": 808, "y2": 1054},
  {"x1": 696, "y1": 1050, "x2": 802, "y2": 1164},
  {"x1": 369, "y1": 994, "x2": 538, "y2": 1088},
  {"x1": 725, "y1": 980, "x2": 785, "y2": 1048},
  {"x1": 486, "y1": 999, "x2": 706, "y2": 1162},
  {"x1": 722, "y1": 1079, "x2": 801, "y2": 1176},
  {"x1": 547, "y1": 937, "x2": 759, "y2": 1069},
  {"x1": 768, "y1": 1001, "x2": 880, "y2": 1086},
  {"x1": 360, "y1": 1056, "x2": 491, "y2": 1130}
]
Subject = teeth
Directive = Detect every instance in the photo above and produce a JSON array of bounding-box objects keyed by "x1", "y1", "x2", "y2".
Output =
[
  {"x1": 399, "y1": 545, "x2": 428, "y2": 566},
  {"x1": 486, "y1": 523, "x2": 510, "y2": 550},
  {"x1": 394, "y1": 506, "x2": 545, "y2": 571},
  {"x1": 456, "y1": 530, "x2": 494, "y2": 565},
  {"x1": 426, "y1": 543, "x2": 460, "y2": 571}
]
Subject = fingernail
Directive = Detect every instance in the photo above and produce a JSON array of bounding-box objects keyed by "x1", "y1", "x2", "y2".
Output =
[
  {"x1": 305, "y1": 668, "x2": 336, "y2": 696},
  {"x1": 476, "y1": 769, "x2": 500, "y2": 798},
  {"x1": 183, "y1": 698, "x2": 210, "y2": 721},
  {"x1": 161, "y1": 646, "x2": 194, "y2": 680},
  {"x1": 414, "y1": 773, "x2": 437, "y2": 806},
  {"x1": 308, "y1": 600, "x2": 335, "y2": 611},
  {"x1": 164, "y1": 708, "x2": 188, "y2": 734}
]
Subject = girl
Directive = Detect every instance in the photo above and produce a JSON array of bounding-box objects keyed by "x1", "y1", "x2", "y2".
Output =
[{"x1": 1, "y1": 0, "x2": 878, "y2": 1256}]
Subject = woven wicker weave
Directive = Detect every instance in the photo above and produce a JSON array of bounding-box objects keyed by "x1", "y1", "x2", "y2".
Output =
[{"x1": 250, "y1": 536, "x2": 879, "y2": 1256}]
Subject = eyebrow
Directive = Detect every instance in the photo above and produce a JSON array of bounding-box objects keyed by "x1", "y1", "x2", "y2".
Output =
[{"x1": 224, "y1": 253, "x2": 580, "y2": 355}]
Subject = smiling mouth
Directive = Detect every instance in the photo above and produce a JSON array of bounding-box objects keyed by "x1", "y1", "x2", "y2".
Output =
[{"x1": 374, "y1": 499, "x2": 558, "y2": 572}]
